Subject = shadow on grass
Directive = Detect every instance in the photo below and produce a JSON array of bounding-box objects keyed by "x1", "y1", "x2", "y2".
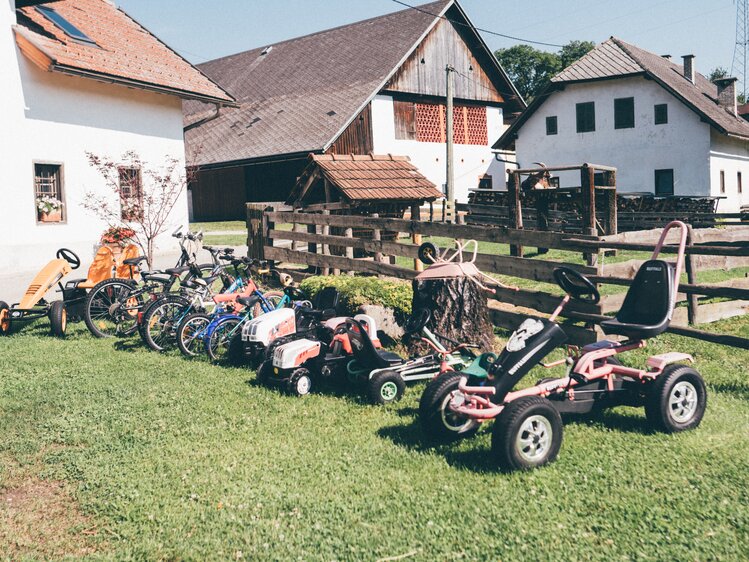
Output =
[
  {"x1": 243, "y1": 376, "x2": 373, "y2": 406},
  {"x1": 564, "y1": 410, "x2": 653, "y2": 435},
  {"x1": 709, "y1": 381, "x2": 749, "y2": 401},
  {"x1": 113, "y1": 338, "x2": 148, "y2": 353}
]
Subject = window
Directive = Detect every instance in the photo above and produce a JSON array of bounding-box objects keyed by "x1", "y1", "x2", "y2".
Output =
[
  {"x1": 394, "y1": 101, "x2": 488, "y2": 144},
  {"x1": 739, "y1": 171, "x2": 743, "y2": 194},
  {"x1": 654, "y1": 103, "x2": 668, "y2": 125},
  {"x1": 119, "y1": 167, "x2": 143, "y2": 221},
  {"x1": 576, "y1": 102, "x2": 595, "y2": 133},
  {"x1": 655, "y1": 169, "x2": 674, "y2": 196},
  {"x1": 720, "y1": 170, "x2": 726, "y2": 194},
  {"x1": 35, "y1": 5, "x2": 97, "y2": 45},
  {"x1": 545, "y1": 116, "x2": 558, "y2": 135},
  {"x1": 34, "y1": 163, "x2": 65, "y2": 223},
  {"x1": 478, "y1": 174, "x2": 493, "y2": 189},
  {"x1": 614, "y1": 97, "x2": 635, "y2": 129}
]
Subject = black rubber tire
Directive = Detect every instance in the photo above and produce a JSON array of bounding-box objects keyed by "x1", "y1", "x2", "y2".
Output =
[
  {"x1": 0, "y1": 301, "x2": 11, "y2": 336},
  {"x1": 257, "y1": 360, "x2": 274, "y2": 385},
  {"x1": 84, "y1": 278, "x2": 139, "y2": 338},
  {"x1": 491, "y1": 396, "x2": 563, "y2": 471},
  {"x1": 141, "y1": 295, "x2": 189, "y2": 352},
  {"x1": 367, "y1": 370, "x2": 406, "y2": 405},
  {"x1": 418, "y1": 373, "x2": 479, "y2": 442},
  {"x1": 207, "y1": 317, "x2": 242, "y2": 362},
  {"x1": 645, "y1": 364, "x2": 707, "y2": 433},
  {"x1": 288, "y1": 368, "x2": 313, "y2": 396},
  {"x1": 226, "y1": 331, "x2": 249, "y2": 366},
  {"x1": 49, "y1": 300, "x2": 67, "y2": 337},
  {"x1": 263, "y1": 336, "x2": 294, "y2": 363},
  {"x1": 176, "y1": 312, "x2": 211, "y2": 357}
]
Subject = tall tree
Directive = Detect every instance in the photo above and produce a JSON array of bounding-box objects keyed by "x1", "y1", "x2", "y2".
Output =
[
  {"x1": 495, "y1": 40, "x2": 595, "y2": 101},
  {"x1": 708, "y1": 67, "x2": 729, "y2": 82}
]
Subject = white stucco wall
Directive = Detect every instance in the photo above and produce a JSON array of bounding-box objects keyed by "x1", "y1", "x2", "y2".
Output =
[
  {"x1": 709, "y1": 130, "x2": 749, "y2": 212},
  {"x1": 370, "y1": 94, "x2": 511, "y2": 203},
  {"x1": 1, "y1": 0, "x2": 189, "y2": 271},
  {"x1": 514, "y1": 76, "x2": 712, "y2": 201}
]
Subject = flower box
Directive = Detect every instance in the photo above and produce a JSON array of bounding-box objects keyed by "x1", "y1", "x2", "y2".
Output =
[{"x1": 39, "y1": 211, "x2": 62, "y2": 223}]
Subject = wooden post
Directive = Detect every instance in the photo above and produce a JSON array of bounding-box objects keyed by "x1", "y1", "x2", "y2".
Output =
[
  {"x1": 429, "y1": 201, "x2": 434, "y2": 222},
  {"x1": 245, "y1": 203, "x2": 268, "y2": 260},
  {"x1": 535, "y1": 190, "x2": 549, "y2": 255},
  {"x1": 345, "y1": 226, "x2": 354, "y2": 276},
  {"x1": 263, "y1": 205, "x2": 275, "y2": 267},
  {"x1": 322, "y1": 210, "x2": 331, "y2": 276},
  {"x1": 412, "y1": 203, "x2": 423, "y2": 272},
  {"x1": 508, "y1": 170, "x2": 524, "y2": 257},
  {"x1": 306, "y1": 223, "x2": 317, "y2": 274},
  {"x1": 605, "y1": 169, "x2": 618, "y2": 236},
  {"x1": 581, "y1": 164, "x2": 598, "y2": 266},
  {"x1": 685, "y1": 224, "x2": 700, "y2": 325}
]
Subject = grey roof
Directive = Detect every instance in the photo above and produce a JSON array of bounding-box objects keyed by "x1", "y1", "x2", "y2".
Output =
[
  {"x1": 184, "y1": 0, "x2": 523, "y2": 168},
  {"x1": 495, "y1": 37, "x2": 749, "y2": 149}
]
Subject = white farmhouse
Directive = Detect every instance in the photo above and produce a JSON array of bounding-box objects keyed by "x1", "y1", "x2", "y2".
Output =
[
  {"x1": 1, "y1": 0, "x2": 233, "y2": 270},
  {"x1": 495, "y1": 38, "x2": 749, "y2": 212}
]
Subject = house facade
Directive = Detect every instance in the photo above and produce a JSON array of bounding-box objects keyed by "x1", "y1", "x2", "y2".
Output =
[
  {"x1": 184, "y1": 0, "x2": 525, "y2": 221},
  {"x1": 496, "y1": 38, "x2": 749, "y2": 212},
  {"x1": 1, "y1": 0, "x2": 233, "y2": 270}
]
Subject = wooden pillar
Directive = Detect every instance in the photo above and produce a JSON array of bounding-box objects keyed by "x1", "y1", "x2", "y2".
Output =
[
  {"x1": 429, "y1": 201, "x2": 434, "y2": 222},
  {"x1": 535, "y1": 190, "x2": 549, "y2": 255},
  {"x1": 263, "y1": 205, "x2": 274, "y2": 267},
  {"x1": 508, "y1": 170, "x2": 524, "y2": 257},
  {"x1": 246, "y1": 203, "x2": 268, "y2": 260},
  {"x1": 322, "y1": 210, "x2": 331, "y2": 276},
  {"x1": 605, "y1": 170, "x2": 618, "y2": 236},
  {"x1": 344, "y1": 227, "x2": 354, "y2": 276},
  {"x1": 411, "y1": 203, "x2": 423, "y2": 272},
  {"x1": 685, "y1": 224, "x2": 699, "y2": 325},
  {"x1": 306, "y1": 223, "x2": 317, "y2": 274},
  {"x1": 581, "y1": 164, "x2": 598, "y2": 266}
]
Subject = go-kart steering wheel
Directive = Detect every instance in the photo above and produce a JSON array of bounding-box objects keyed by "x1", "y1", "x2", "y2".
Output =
[
  {"x1": 284, "y1": 286, "x2": 308, "y2": 301},
  {"x1": 553, "y1": 267, "x2": 600, "y2": 304},
  {"x1": 56, "y1": 248, "x2": 81, "y2": 270},
  {"x1": 404, "y1": 308, "x2": 431, "y2": 334}
]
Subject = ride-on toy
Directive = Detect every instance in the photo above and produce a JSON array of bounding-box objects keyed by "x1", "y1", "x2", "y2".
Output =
[
  {"x1": 0, "y1": 246, "x2": 131, "y2": 337},
  {"x1": 419, "y1": 221, "x2": 707, "y2": 471}
]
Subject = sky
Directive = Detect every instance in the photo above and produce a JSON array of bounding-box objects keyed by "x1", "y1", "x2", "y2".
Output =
[{"x1": 117, "y1": 0, "x2": 738, "y2": 80}]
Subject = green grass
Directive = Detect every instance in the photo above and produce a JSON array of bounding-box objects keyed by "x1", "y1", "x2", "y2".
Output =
[
  {"x1": 190, "y1": 221, "x2": 246, "y2": 233},
  {"x1": 1, "y1": 319, "x2": 748, "y2": 560}
]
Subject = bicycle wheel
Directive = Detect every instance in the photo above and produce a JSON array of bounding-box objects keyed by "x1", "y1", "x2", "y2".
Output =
[
  {"x1": 142, "y1": 295, "x2": 190, "y2": 352},
  {"x1": 254, "y1": 291, "x2": 285, "y2": 317},
  {"x1": 206, "y1": 317, "x2": 242, "y2": 361},
  {"x1": 176, "y1": 312, "x2": 212, "y2": 357},
  {"x1": 84, "y1": 279, "x2": 140, "y2": 338}
]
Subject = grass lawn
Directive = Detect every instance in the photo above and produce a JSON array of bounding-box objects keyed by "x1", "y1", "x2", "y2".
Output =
[{"x1": 1, "y1": 317, "x2": 748, "y2": 560}]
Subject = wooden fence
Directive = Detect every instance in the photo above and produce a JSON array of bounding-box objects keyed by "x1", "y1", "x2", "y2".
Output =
[{"x1": 247, "y1": 204, "x2": 749, "y2": 349}]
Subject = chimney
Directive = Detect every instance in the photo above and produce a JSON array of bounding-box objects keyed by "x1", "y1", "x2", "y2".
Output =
[
  {"x1": 682, "y1": 54, "x2": 695, "y2": 84},
  {"x1": 715, "y1": 77, "x2": 738, "y2": 116}
]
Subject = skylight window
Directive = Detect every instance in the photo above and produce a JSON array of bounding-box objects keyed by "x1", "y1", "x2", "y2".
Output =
[{"x1": 35, "y1": 5, "x2": 97, "y2": 45}]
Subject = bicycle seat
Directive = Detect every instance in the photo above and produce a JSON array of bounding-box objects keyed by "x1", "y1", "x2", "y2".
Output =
[
  {"x1": 165, "y1": 266, "x2": 191, "y2": 276},
  {"x1": 237, "y1": 296, "x2": 260, "y2": 308},
  {"x1": 123, "y1": 256, "x2": 148, "y2": 267}
]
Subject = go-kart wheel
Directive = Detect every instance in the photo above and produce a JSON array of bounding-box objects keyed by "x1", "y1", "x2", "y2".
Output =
[
  {"x1": 257, "y1": 360, "x2": 274, "y2": 385},
  {"x1": 367, "y1": 370, "x2": 405, "y2": 405},
  {"x1": 0, "y1": 301, "x2": 10, "y2": 336},
  {"x1": 419, "y1": 373, "x2": 479, "y2": 442},
  {"x1": 418, "y1": 242, "x2": 439, "y2": 265},
  {"x1": 56, "y1": 248, "x2": 81, "y2": 270},
  {"x1": 288, "y1": 368, "x2": 312, "y2": 396},
  {"x1": 491, "y1": 396, "x2": 563, "y2": 471},
  {"x1": 645, "y1": 364, "x2": 706, "y2": 433},
  {"x1": 49, "y1": 300, "x2": 67, "y2": 337},
  {"x1": 226, "y1": 331, "x2": 249, "y2": 366}
]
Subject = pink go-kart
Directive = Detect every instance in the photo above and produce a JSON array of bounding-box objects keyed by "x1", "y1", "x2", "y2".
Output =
[{"x1": 419, "y1": 221, "x2": 707, "y2": 471}]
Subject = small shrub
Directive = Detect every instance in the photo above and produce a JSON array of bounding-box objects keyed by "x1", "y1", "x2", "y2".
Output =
[{"x1": 300, "y1": 276, "x2": 412, "y2": 318}]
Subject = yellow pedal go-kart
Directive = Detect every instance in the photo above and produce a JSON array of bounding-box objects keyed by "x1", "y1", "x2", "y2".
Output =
[{"x1": 0, "y1": 245, "x2": 140, "y2": 337}]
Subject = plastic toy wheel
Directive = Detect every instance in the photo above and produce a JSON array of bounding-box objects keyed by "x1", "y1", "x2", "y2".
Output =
[
  {"x1": 419, "y1": 373, "x2": 479, "y2": 441},
  {"x1": 176, "y1": 313, "x2": 211, "y2": 358},
  {"x1": 288, "y1": 368, "x2": 312, "y2": 396},
  {"x1": 0, "y1": 301, "x2": 10, "y2": 336},
  {"x1": 645, "y1": 364, "x2": 706, "y2": 433},
  {"x1": 418, "y1": 242, "x2": 439, "y2": 265},
  {"x1": 491, "y1": 396, "x2": 563, "y2": 471},
  {"x1": 368, "y1": 370, "x2": 406, "y2": 405},
  {"x1": 257, "y1": 360, "x2": 274, "y2": 385},
  {"x1": 49, "y1": 300, "x2": 67, "y2": 337}
]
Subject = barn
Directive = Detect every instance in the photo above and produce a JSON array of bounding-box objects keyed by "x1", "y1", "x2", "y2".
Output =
[{"x1": 183, "y1": 0, "x2": 525, "y2": 221}]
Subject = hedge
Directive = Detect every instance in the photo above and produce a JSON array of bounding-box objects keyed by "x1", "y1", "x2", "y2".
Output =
[{"x1": 299, "y1": 276, "x2": 412, "y2": 319}]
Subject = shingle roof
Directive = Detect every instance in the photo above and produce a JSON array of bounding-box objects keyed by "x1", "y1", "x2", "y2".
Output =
[
  {"x1": 14, "y1": 0, "x2": 234, "y2": 104},
  {"x1": 495, "y1": 37, "x2": 749, "y2": 148},
  {"x1": 287, "y1": 154, "x2": 443, "y2": 205}
]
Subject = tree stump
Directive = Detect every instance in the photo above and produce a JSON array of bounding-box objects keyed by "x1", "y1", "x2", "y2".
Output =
[{"x1": 411, "y1": 276, "x2": 494, "y2": 353}]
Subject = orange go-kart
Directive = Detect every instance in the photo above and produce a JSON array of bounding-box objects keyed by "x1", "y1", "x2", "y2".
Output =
[{"x1": 0, "y1": 245, "x2": 140, "y2": 337}]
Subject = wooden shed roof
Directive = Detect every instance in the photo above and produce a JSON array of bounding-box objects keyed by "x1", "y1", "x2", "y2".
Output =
[{"x1": 287, "y1": 154, "x2": 443, "y2": 206}]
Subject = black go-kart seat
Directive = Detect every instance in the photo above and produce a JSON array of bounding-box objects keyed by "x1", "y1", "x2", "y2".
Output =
[
  {"x1": 345, "y1": 318, "x2": 403, "y2": 369},
  {"x1": 313, "y1": 287, "x2": 340, "y2": 311},
  {"x1": 123, "y1": 256, "x2": 148, "y2": 267},
  {"x1": 600, "y1": 259, "x2": 675, "y2": 340}
]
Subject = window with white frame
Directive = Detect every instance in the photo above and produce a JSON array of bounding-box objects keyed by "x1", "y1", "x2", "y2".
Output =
[{"x1": 34, "y1": 163, "x2": 65, "y2": 223}]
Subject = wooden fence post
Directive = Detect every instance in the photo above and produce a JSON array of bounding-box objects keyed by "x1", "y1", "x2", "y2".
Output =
[
  {"x1": 412, "y1": 203, "x2": 423, "y2": 272},
  {"x1": 306, "y1": 222, "x2": 317, "y2": 274},
  {"x1": 685, "y1": 224, "x2": 700, "y2": 325},
  {"x1": 263, "y1": 205, "x2": 275, "y2": 266},
  {"x1": 322, "y1": 210, "x2": 331, "y2": 276},
  {"x1": 536, "y1": 190, "x2": 549, "y2": 255},
  {"x1": 345, "y1": 227, "x2": 354, "y2": 276},
  {"x1": 508, "y1": 170, "x2": 524, "y2": 257},
  {"x1": 581, "y1": 164, "x2": 598, "y2": 266},
  {"x1": 245, "y1": 203, "x2": 267, "y2": 261}
]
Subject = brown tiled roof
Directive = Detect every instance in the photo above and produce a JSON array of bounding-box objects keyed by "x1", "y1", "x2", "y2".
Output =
[
  {"x1": 14, "y1": 0, "x2": 234, "y2": 104},
  {"x1": 184, "y1": 0, "x2": 524, "y2": 168},
  {"x1": 495, "y1": 37, "x2": 749, "y2": 148},
  {"x1": 287, "y1": 154, "x2": 443, "y2": 205}
]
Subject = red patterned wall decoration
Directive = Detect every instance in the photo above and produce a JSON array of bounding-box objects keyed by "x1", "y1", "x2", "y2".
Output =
[{"x1": 411, "y1": 103, "x2": 487, "y2": 145}]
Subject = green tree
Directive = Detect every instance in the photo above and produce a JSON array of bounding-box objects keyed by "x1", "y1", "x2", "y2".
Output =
[
  {"x1": 495, "y1": 40, "x2": 595, "y2": 101},
  {"x1": 708, "y1": 67, "x2": 728, "y2": 82}
]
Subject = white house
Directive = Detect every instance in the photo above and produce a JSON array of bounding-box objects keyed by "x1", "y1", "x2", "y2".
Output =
[
  {"x1": 1, "y1": 0, "x2": 234, "y2": 270},
  {"x1": 183, "y1": 0, "x2": 526, "y2": 220},
  {"x1": 495, "y1": 37, "x2": 749, "y2": 212}
]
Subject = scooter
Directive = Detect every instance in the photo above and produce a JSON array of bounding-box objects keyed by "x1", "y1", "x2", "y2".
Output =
[{"x1": 419, "y1": 221, "x2": 707, "y2": 471}]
